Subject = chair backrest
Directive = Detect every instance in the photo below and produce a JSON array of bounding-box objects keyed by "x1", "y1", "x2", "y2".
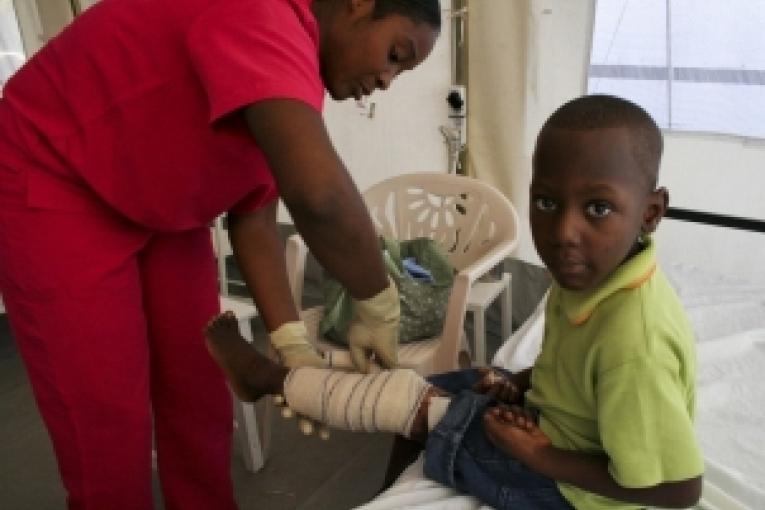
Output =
[{"x1": 363, "y1": 173, "x2": 520, "y2": 270}]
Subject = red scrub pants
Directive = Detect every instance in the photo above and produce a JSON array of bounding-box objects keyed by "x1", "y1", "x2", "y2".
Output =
[{"x1": 0, "y1": 166, "x2": 237, "y2": 509}]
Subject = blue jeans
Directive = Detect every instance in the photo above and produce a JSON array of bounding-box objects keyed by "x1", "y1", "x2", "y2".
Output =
[{"x1": 423, "y1": 369, "x2": 574, "y2": 510}]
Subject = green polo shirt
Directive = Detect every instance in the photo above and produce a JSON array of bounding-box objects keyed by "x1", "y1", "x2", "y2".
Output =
[{"x1": 525, "y1": 240, "x2": 704, "y2": 510}]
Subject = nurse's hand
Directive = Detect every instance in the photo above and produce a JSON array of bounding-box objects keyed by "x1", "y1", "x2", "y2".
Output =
[
  {"x1": 269, "y1": 321, "x2": 327, "y2": 368},
  {"x1": 269, "y1": 321, "x2": 328, "y2": 438},
  {"x1": 347, "y1": 277, "x2": 400, "y2": 373}
]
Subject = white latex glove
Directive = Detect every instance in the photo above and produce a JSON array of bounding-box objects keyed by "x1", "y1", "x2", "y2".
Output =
[
  {"x1": 269, "y1": 321, "x2": 327, "y2": 438},
  {"x1": 269, "y1": 321, "x2": 326, "y2": 368},
  {"x1": 347, "y1": 276, "x2": 400, "y2": 373}
]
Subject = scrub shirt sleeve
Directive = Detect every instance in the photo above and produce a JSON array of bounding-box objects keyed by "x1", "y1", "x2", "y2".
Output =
[
  {"x1": 229, "y1": 185, "x2": 279, "y2": 216},
  {"x1": 597, "y1": 357, "x2": 704, "y2": 488},
  {"x1": 185, "y1": 0, "x2": 325, "y2": 122}
]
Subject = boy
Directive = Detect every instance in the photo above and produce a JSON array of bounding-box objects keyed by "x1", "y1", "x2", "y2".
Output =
[{"x1": 205, "y1": 94, "x2": 704, "y2": 509}]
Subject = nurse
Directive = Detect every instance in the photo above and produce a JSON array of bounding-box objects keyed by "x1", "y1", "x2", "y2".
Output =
[{"x1": 0, "y1": 0, "x2": 440, "y2": 508}]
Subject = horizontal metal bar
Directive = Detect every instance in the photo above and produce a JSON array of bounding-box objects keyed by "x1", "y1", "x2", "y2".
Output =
[{"x1": 665, "y1": 207, "x2": 765, "y2": 233}]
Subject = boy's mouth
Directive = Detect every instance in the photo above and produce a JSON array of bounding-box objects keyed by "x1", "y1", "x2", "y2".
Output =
[{"x1": 550, "y1": 257, "x2": 590, "y2": 281}]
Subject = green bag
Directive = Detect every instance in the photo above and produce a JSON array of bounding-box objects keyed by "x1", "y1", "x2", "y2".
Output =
[{"x1": 319, "y1": 237, "x2": 455, "y2": 345}]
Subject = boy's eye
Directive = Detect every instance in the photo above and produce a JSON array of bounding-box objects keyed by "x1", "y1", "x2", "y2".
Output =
[
  {"x1": 585, "y1": 201, "x2": 612, "y2": 218},
  {"x1": 389, "y1": 47, "x2": 400, "y2": 64},
  {"x1": 533, "y1": 197, "x2": 557, "y2": 212}
]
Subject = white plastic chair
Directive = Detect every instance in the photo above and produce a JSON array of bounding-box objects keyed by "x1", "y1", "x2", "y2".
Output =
[
  {"x1": 285, "y1": 173, "x2": 520, "y2": 375},
  {"x1": 211, "y1": 219, "x2": 268, "y2": 473}
]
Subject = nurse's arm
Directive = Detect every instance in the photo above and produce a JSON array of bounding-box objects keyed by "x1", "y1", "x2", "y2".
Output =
[
  {"x1": 227, "y1": 200, "x2": 300, "y2": 331},
  {"x1": 243, "y1": 99, "x2": 388, "y2": 300}
]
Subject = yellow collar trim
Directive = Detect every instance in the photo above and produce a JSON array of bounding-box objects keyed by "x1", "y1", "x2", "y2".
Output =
[
  {"x1": 558, "y1": 238, "x2": 658, "y2": 326},
  {"x1": 568, "y1": 263, "x2": 656, "y2": 326}
]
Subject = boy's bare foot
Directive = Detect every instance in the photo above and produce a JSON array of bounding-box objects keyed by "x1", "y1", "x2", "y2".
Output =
[{"x1": 204, "y1": 311, "x2": 289, "y2": 402}]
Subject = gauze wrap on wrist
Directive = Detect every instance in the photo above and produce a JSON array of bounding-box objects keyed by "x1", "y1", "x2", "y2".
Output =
[
  {"x1": 283, "y1": 367, "x2": 430, "y2": 438},
  {"x1": 269, "y1": 321, "x2": 326, "y2": 368}
]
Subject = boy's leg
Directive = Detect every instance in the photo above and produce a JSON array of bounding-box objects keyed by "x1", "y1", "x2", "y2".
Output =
[
  {"x1": 207, "y1": 314, "x2": 571, "y2": 509},
  {"x1": 0, "y1": 204, "x2": 155, "y2": 509},
  {"x1": 205, "y1": 313, "x2": 442, "y2": 440},
  {"x1": 381, "y1": 367, "x2": 487, "y2": 490},
  {"x1": 139, "y1": 228, "x2": 237, "y2": 510}
]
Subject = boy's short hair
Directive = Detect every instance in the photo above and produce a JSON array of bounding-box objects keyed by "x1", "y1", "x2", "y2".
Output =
[{"x1": 537, "y1": 94, "x2": 663, "y2": 189}]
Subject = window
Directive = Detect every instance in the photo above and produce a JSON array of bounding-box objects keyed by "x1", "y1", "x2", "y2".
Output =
[
  {"x1": 587, "y1": 0, "x2": 765, "y2": 139},
  {"x1": 0, "y1": 0, "x2": 26, "y2": 88}
]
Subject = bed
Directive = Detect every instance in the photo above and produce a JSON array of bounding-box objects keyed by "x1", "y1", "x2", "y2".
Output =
[{"x1": 355, "y1": 249, "x2": 765, "y2": 510}]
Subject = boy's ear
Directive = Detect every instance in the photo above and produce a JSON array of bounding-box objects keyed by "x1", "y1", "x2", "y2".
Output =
[{"x1": 642, "y1": 187, "x2": 669, "y2": 234}]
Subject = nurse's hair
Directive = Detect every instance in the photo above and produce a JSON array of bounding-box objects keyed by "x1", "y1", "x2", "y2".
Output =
[
  {"x1": 373, "y1": 0, "x2": 441, "y2": 30},
  {"x1": 538, "y1": 94, "x2": 663, "y2": 189}
]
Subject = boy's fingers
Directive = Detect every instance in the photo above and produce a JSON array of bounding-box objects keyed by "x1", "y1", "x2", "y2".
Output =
[
  {"x1": 298, "y1": 416, "x2": 314, "y2": 435},
  {"x1": 498, "y1": 382, "x2": 510, "y2": 400},
  {"x1": 485, "y1": 407, "x2": 503, "y2": 421}
]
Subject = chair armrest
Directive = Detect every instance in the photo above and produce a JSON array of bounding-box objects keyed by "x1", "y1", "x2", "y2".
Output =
[
  {"x1": 458, "y1": 239, "x2": 517, "y2": 284},
  {"x1": 431, "y1": 239, "x2": 517, "y2": 372},
  {"x1": 431, "y1": 271, "x2": 471, "y2": 372},
  {"x1": 285, "y1": 234, "x2": 308, "y2": 309}
]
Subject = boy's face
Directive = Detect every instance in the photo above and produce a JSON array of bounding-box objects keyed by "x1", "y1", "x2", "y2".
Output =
[
  {"x1": 530, "y1": 127, "x2": 666, "y2": 291},
  {"x1": 319, "y1": 0, "x2": 438, "y2": 101}
]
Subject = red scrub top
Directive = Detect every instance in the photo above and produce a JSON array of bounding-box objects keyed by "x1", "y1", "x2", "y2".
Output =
[{"x1": 0, "y1": 0, "x2": 325, "y2": 231}]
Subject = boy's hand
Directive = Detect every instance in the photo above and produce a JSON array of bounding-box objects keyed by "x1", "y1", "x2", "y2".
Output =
[
  {"x1": 472, "y1": 368, "x2": 523, "y2": 404},
  {"x1": 272, "y1": 394, "x2": 331, "y2": 440},
  {"x1": 483, "y1": 406, "x2": 551, "y2": 465}
]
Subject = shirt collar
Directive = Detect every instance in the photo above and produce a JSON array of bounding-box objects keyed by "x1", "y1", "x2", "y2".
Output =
[{"x1": 557, "y1": 238, "x2": 657, "y2": 326}]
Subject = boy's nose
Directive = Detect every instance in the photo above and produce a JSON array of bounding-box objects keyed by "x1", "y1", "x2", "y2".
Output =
[{"x1": 552, "y1": 210, "x2": 583, "y2": 246}]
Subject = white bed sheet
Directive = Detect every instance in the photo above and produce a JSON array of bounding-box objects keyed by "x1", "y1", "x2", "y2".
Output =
[
  {"x1": 355, "y1": 264, "x2": 765, "y2": 510},
  {"x1": 695, "y1": 329, "x2": 765, "y2": 509}
]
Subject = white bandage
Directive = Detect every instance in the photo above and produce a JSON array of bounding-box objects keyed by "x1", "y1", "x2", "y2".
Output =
[
  {"x1": 283, "y1": 367, "x2": 430, "y2": 438},
  {"x1": 427, "y1": 396, "x2": 451, "y2": 431}
]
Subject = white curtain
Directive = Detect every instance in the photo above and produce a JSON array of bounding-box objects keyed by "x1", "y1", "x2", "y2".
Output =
[{"x1": 467, "y1": 0, "x2": 594, "y2": 263}]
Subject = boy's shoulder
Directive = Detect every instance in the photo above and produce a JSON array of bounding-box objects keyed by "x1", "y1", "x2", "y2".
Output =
[{"x1": 588, "y1": 266, "x2": 695, "y2": 369}]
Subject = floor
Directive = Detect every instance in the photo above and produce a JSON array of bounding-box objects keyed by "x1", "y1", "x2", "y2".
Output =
[{"x1": 0, "y1": 301, "x2": 508, "y2": 510}]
